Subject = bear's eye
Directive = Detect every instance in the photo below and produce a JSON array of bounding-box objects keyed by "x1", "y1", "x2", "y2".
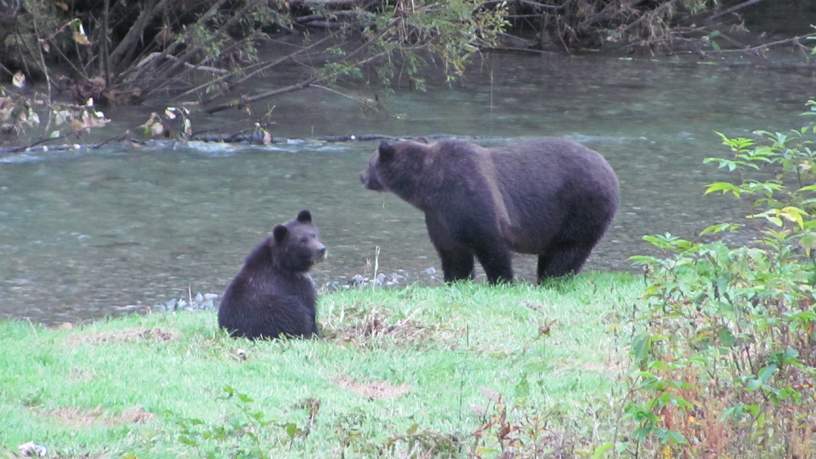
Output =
[{"x1": 300, "y1": 237, "x2": 308, "y2": 243}]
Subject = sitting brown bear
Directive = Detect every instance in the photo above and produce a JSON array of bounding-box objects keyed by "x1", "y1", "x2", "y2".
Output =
[
  {"x1": 217, "y1": 210, "x2": 326, "y2": 339},
  {"x1": 360, "y1": 138, "x2": 619, "y2": 284}
]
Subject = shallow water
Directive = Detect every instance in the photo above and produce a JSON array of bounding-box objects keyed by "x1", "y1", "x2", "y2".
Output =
[{"x1": 2, "y1": 52, "x2": 814, "y2": 323}]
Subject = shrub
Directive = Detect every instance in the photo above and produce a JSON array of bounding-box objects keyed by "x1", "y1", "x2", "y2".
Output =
[{"x1": 627, "y1": 101, "x2": 816, "y2": 457}]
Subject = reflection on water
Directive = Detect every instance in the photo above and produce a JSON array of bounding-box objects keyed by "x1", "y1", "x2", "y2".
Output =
[{"x1": 1, "y1": 53, "x2": 814, "y2": 323}]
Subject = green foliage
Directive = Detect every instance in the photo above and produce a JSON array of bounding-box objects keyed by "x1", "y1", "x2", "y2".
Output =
[
  {"x1": 627, "y1": 101, "x2": 816, "y2": 457},
  {"x1": 324, "y1": 0, "x2": 508, "y2": 88},
  {"x1": 170, "y1": 386, "x2": 313, "y2": 458}
]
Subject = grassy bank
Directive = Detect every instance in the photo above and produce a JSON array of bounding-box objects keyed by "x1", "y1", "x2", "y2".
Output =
[{"x1": 0, "y1": 273, "x2": 641, "y2": 458}]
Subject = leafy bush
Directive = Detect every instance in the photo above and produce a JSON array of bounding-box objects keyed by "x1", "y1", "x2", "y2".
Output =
[{"x1": 627, "y1": 101, "x2": 816, "y2": 457}]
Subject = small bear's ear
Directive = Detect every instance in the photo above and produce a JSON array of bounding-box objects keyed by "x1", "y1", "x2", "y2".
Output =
[
  {"x1": 378, "y1": 141, "x2": 396, "y2": 160},
  {"x1": 296, "y1": 209, "x2": 312, "y2": 224},
  {"x1": 273, "y1": 225, "x2": 288, "y2": 243}
]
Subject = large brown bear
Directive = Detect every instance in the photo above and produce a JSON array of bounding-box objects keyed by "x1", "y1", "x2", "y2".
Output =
[
  {"x1": 217, "y1": 210, "x2": 327, "y2": 339},
  {"x1": 360, "y1": 138, "x2": 619, "y2": 284}
]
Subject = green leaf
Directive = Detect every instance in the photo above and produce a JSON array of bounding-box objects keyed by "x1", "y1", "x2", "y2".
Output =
[
  {"x1": 757, "y1": 364, "x2": 778, "y2": 385},
  {"x1": 799, "y1": 231, "x2": 816, "y2": 256},
  {"x1": 285, "y1": 422, "x2": 300, "y2": 439},
  {"x1": 718, "y1": 327, "x2": 736, "y2": 347},
  {"x1": 591, "y1": 442, "x2": 614, "y2": 459},
  {"x1": 705, "y1": 182, "x2": 741, "y2": 197},
  {"x1": 699, "y1": 223, "x2": 742, "y2": 236},
  {"x1": 514, "y1": 373, "x2": 530, "y2": 402},
  {"x1": 629, "y1": 255, "x2": 658, "y2": 266}
]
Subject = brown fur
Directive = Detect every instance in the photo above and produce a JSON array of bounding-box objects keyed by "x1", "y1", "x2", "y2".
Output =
[
  {"x1": 360, "y1": 139, "x2": 619, "y2": 283},
  {"x1": 217, "y1": 210, "x2": 327, "y2": 339}
]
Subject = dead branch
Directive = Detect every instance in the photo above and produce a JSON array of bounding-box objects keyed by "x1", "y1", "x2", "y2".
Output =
[
  {"x1": 172, "y1": 36, "x2": 333, "y2": 101},
  {"x1": 204, "y1": 77, "x2": 318, "y2": 114},
  {"x1": 709, "y1": 33, "x2": 813, "y2": 54},
  {"x1": 288, "y1": 0, "x2": 369, "y2": 9},
  {"x1": 311, "y1": 84, "x2": 380, "y2": 111},
  {"x1": 143, "y1": 0, "x2": 263, "y2": 97},
  {"x1": 707, "y1": 0, "x2": 764, "y2": 23},
  {"x1": 109, "y1": 0, "x2": 172, "y2": 69},
  {"x1": 135, "y1": 53, "x2": 229, "y2": 74},
  {"x1": 121, "y1": 0, "x2": 231, "y2": 87}
]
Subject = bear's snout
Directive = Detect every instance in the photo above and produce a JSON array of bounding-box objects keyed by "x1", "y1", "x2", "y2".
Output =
[
  {"x1": 360, "y1": 169, "x2": 384, "y2": 191},
  {"x1": 317, "y1": 244, "x2": 327, "y2": 260}
]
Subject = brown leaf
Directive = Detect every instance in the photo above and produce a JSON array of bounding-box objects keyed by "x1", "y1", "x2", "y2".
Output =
[
  {"x1": 12, "y1": 71, "x2": 25, "y2": 88},
  {"x1": 73, "y1": 31, "x2": 91, "y2": 46}
]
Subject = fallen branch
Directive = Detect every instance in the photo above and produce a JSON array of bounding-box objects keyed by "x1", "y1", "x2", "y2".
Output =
[
  {"x1": 231, "y1": 36, "x2": 333, "y2": 87},
  {"x1": 204, "y1": 77, "x2": 319, "y2": 114},
  {"x1": 2, "y1": 135, "x2": 66, "y2": 154},
  {"x1": 707, "y1": 0, "x2": 764, "y2": 23},
  {"x1": 709, "y1": 33, "x2": 813, "y2": 54},
  {"x1": 311, "y1": 84, "x2": 380, "y2": 110},
  {"x1": 109, "y1": 0, "x2": 173, "y2": 69},
  {"x1": 135, "y1": 52, "x2": 229, "y2": 74}
]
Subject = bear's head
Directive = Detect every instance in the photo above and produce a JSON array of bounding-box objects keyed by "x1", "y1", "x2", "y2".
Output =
[
  {"x1": 360, "y1": 140, "x2": 430, "y2": 205},
  {"x1": 269, "y1": 210, "x2": 327, "y2": 272}
]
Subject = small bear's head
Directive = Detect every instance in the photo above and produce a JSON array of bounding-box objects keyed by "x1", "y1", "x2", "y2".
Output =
[
  {"x1": 360, "y1": 140, "x2": 430, "y2": 201},
  {"x1": 269, "y1": 210, "x2": 327, "y2": 272}
]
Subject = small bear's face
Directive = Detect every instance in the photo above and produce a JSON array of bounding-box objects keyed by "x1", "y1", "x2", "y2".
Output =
[
  {"x1": 360, "y1": 140, "x2": 427, "y2": 193},
  {"x1": 271, "y1": 210, "x2": 327, "y2": 272}
]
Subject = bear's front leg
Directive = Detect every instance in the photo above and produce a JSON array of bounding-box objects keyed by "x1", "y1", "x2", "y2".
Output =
[
  {"x1": 425, "y1": 213, "x2": 475, "y2": 282},
  {"x1": 439, "y1": 248, "x2": 475, "y2": 282}
]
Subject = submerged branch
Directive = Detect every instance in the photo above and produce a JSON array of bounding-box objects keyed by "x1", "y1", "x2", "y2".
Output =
[{"x1": 709, "y1": 33, "x2": 814, "y2": 54}]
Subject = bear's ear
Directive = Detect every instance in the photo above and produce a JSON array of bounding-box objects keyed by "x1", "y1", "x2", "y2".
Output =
[
  {"x1": 378, "y1": 141, "x2": 396, "y2": 160},
  {"x1": 296, "y1": 209, "x2": 312, "y2": 224},
  {"x1": 273, "y1": 225, "x2": 288, "y2": 243}
]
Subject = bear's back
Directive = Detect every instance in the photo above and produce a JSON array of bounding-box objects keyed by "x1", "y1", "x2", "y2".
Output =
[{"x1": 489, "y1": 138, "x2": 617, "y2": 199}]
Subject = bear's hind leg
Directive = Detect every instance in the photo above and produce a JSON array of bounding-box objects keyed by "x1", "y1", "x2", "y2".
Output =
[
  {"x1": 537, "y1": 242, "x2": 593, "y2": 282},
  {"x1": 439, "y1": 248, "x2": 475, "y2": 282},
  {"x1": 474, "y1": 245, "x2": 513, "y2": 284}
]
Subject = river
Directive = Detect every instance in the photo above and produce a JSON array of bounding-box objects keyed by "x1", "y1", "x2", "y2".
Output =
[{"x1": 1, "y1": 51, "x2": 814, "y2": 323}]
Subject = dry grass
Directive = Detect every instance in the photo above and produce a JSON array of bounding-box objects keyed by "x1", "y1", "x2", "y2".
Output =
[
  {"x1": 323, "y1": 308, "x2": 458, "y2": 349},
  {"x1": 40, "y1": 406, "x2": 154, "y2": 428},
  {"x1": 67, "y1": 327, "x2": 179, "y2": 346},
  {"x1": 334, "y1": 375, "x2": 412, "y2": 400}
]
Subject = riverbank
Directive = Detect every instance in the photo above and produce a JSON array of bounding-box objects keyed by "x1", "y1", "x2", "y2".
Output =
[{"x1": 1, "y1": 272, "x2": 641, "y2": 457}]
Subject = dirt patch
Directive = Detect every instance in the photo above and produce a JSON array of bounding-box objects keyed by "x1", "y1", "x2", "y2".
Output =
[
  {"x1": 554, "y1": 352, "x2": 629, "y2": 377},
  {"x1": 48, "y1": 407, "x2": 105, "y2": 427},
  {"x1": 68, "y1": 367, "x2": 96, "y2": 383},
  {"x1": 335, "y1": 375, "x2": 411, "y2": 400},
  {"x1": 44, "y1": 405, "x2": 153, "y2": 428},
  {"x1": 69, "y1": 327, "x2": 179, "y2": 346},
  {"x1": 324, "y1": 309, "x2": 450, "y2": 348},
  {"x1": 119, "y1": 406, "x2": 155, "y2": 424}
]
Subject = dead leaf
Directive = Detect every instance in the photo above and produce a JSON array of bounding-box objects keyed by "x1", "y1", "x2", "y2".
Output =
[
  {"x1": 12, "y1": 71, "x2": 25, "y2": 88},
  {"x1": 73, "y1": 31, "x2": 90, "y2": 46}
]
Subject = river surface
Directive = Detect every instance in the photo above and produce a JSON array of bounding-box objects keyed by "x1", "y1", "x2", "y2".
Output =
[{"x1": 1, "y1": 52, "x2": 814, "y2": 323}]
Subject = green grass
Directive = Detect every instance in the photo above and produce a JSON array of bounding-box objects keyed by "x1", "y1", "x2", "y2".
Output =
[{"x1": 0, "y1": 273, "x2": 642, "y2": 458}]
